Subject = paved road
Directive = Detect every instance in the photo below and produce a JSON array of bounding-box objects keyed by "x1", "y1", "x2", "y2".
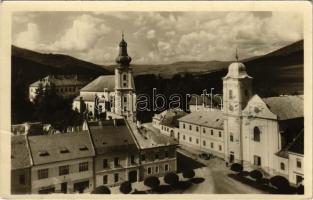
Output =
[{"x1": 178, "y1": 147, "x2": 267, "y2": 194}]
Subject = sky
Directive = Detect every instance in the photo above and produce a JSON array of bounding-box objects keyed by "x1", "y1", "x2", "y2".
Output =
[{"x1": 12, "y1": 11, "x2": 303, "y2": 65}]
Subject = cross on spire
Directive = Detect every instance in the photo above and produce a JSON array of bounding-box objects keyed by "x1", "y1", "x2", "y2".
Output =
[
  {"x1": 235, "y1": 48, "x2": 239, "y2": 62},
  {"x1": 122, "y1": 31, "x2": 124, "y2": 40}
]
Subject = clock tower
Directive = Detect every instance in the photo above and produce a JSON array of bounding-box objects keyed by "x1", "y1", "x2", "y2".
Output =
[
  {"x1": 223, "y1": 59, "x2": 252, "y2": 164},
  {"x1": 114, "y1": 33, "x2": 136, "y2": 121}
]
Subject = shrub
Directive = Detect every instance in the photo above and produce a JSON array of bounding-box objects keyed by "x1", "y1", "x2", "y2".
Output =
[
  {"x1": 182, "y1": 169, "x2": 195, "y2": 179},
  {"x1": 164, "y1": 172, "x2": 179, "y2": 185},
  {"x1": 249, "y1": 169, "x2": 263, "y2": 181},
  {"x1": 91, "y1": 186, "x2": 111, "y2": 194},
  {"x1": 270, "y1": 176, "x2": 290, "y2": 192},
  {"x1": 119, "y1": 181, "x2": 132, "y2": 194},
  {"x1": 144, "y1": 176, "x2": 160, "y2": 189},
  {"x1": 230, "y1": 163, "x2": 243, "y2": 173}
]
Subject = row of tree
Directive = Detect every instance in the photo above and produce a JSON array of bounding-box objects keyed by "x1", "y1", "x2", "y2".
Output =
[
  {"x1": 91, "y1": 169, "x2": 196, "y2": 194},
  {"x1": 230, "y1": 163, "x2": 304, "y2": 194}
]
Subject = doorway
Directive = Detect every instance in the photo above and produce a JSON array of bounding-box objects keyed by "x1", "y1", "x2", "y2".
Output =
[
  {"x1": 229, "y1": 152, "x2": 234, "y2": 163},
  {"x1": 61, "y1": 182, "x2": 67, "y2": 194},
  {"x1": 128, "y1": 170, "x2": 137, "y2": 183}
]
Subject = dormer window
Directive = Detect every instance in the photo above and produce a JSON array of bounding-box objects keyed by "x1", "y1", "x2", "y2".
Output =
[
  {"x1": 39, "y1": 150, "x2": 49, "y2": 157},
  {"x1": 60, "y1": 148, "x2": 69, "y2": 154},
  {"x1": 79, "y1": 145, "x2": 88, "y2": 151}
]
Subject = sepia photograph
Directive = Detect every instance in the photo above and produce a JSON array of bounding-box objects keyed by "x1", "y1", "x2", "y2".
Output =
[{"x1": 0, "y1": 1, "x2": 312, "y2": 199}]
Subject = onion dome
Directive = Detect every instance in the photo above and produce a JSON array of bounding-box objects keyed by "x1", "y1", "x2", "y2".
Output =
[
  {"x1": 224, "y1": 62, "x2": 251, "y2": 79},
  {"x1": 115, "y1": 33, "x2": 132, "y2": 66}
]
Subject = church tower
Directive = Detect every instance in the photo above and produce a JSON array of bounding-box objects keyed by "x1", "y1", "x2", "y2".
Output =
[
  {"x1": 114, "y1": 34, "x2": 136, "y2": 120},
  {"x1": 223, "y1": 54, "x2": 253, "y2": 164}
]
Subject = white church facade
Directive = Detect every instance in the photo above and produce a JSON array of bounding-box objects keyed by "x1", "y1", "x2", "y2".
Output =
[{"x1": 153, "y1": 60, "x2": 304, "y2": 185}]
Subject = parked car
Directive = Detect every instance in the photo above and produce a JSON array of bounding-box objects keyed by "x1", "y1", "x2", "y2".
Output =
[{"x1": 199, "y1": 153, "x2": 210, "y2": 160}]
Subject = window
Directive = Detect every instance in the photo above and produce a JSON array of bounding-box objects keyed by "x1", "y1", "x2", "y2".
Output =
[
  {"x1": 148, "y1": 167, "x2": 152, "y2": 174},
  {"x1": 114, "y1": 173, "x2": 119, "y2": 183},
  {"x1": 219, "y1": 145, "x2": 222, "y2": 151},
  {"x1": 155, "y1": 166, "x2": 159, "y2": 173},
  {"x1": 254, "y1": 155, "x2": 261, "y2": 166},
  {"x1": 38, "y1": 169, "x2": 48, "y2": 179},
  {"x1": 59, "y1": 165, "x2": 69, "y2": 175},
  {"x1": 19, "y1": 174, "x2": 25, "y2": 185},
  {"x1": 280, "y1": 162, "x2": 285, "y2": 170},
  {"x1": 103, "y1": 175, "x2": 108, "y2": 184},
  {"x1": 219, "y1": 132, "x2": 222, "y2": 137},
  {"x1": 203, "y1": 128, "x2": 206, "y2": 133},
  {"x1": 123, "y1": 74, "x2": 127, "y2": 81},
  {"x1": 141, "y1": 154, "x2": 146, "y2": 161},
  {"x1": 253, "y1": 127, "x2": 261, "y2": 142},
  {"x1": 123, "y1": 83, "x2": 127, "y2": 87},
  {"x1": 165, "y1": 164, "x2": 169, "y2": 171},
  {"x1": 196, "y1": 138, "x2": 199, "y2": 144},
  {"x1": 165, "y1": 151, "x2": 168, "y2": 158},
  {"x1": 183, "y1": 123, "x2": 185, "y2": 129},
  {"x1": 114, "y1": 157, "x2": 119, "y2": 167},
  {"x1": 297, "y1": 159, "x2": 302, "y2": 168},
  {"x1": 229, "y1": 90, "x2": 233, "y2": 99},
  {"x1": 210, "y1": 130, "x2": 213, "y2": 135},
  {"x1": 103, "y1": 159, "x2": 108, "y2": 168},
  {"x1": 230, "y1": 134, "x2": 234, "y2": 142},
  {"x1": 203, "y1": 140, "x2": 206, "y2": 146},
  {"x1": 79, "y1": 162, "x2": 89, "y2": 172},
  {"x1": 189, "y1": 125, "x2": 192, "y2": 131},
  {"x1": 183, "y1": 135, "x2": 185, "y2": 140},
  {"x1": 196, "y1": 126, "x2": 199, "y2": 132},
  {"x1": 189, "y1": 137, "x2": 192, "y2": 142},
  {"x1": 211, "y1": 142, "x2": 214, "y2": 148},
  {"x1": 124, "y1": 97, "x2": 127, "y2": 102},
  {"x1": 131, "y1": 155, "x2": 135, "y2": 164}
]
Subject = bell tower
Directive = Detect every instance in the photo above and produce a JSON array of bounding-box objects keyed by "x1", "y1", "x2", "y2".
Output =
[
  {"x1": 223, "y1": 52, "x2": 253, "y2": 164},
  {"x1": 114, "y1": 33, "x2": 136, "y2": 120}
]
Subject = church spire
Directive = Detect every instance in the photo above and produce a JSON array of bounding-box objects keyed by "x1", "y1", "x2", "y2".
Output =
[{"x1": 115, "y1": 33, "x2": 132, "y2": 66}]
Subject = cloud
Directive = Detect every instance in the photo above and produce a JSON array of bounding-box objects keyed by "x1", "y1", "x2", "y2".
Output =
[
  {"x1": 14, "y1": 23, "x2": 40, "y2": 49},
  {"x1": 146, "y1": 29, "x2": 156, "y2": 39},
  {"x1": 50, "y1": 14, "x2": 111, "y2": 51}
]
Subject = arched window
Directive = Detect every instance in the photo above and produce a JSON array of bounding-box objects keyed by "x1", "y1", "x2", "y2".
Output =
[
  {"x1": 123, "y1": 74, "x2": 127, "y2": 81},
  {"x1": 280, "y1": 162, "x2": 285, "y2": 170},
  {"x1": 253, "y1": 127, "x2": 261, "y2": 142}
]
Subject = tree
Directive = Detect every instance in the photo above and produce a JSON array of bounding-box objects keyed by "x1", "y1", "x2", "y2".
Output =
[
  {"x1": 270, "y1": 176, "x2": 290, "y2": 193},
  {"x1": 144, "y1": 176, "x2": 160, "y2": 189},
  {"x1": 182, "y1": 169, "x2": 195, "y2": 179},
  {"x1": 119, "y1": 181, "x2": 132, "y2": 194},
  {"x1": 230, "y1": 163, "x2": 243, "y2": 174},
  {"x1": 249, "y1": 170, "x2": 263, "y2": 181},
  {"x1": 164, "y1": 172, "x2": 179, "y2": 185},
  {"x1": 91, "y1": 186, "x2": 111, "y2": 194}
]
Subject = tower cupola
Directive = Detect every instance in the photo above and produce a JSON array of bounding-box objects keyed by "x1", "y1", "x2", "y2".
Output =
[{"x1": 115, "y1": 33, "x2": 132, "y2": 66}]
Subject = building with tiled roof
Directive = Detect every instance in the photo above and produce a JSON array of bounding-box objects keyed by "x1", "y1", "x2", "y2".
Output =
[
  {"x1": 27, "y1": 131, "x2": 95, "y2": 194},
  {"x1": 11, "y1": 135, "x2": 32, "y2": 194},
  {"x1": 29, "y1": 75, "x2": 91, "y2": 102}
]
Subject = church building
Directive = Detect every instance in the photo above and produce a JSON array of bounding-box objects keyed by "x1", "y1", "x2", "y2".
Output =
[{"x1": 73, "y1": 34, "x2": 136, "y2": 121}]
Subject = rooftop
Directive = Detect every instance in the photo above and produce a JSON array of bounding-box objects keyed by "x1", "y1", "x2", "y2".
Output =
[
  {"x1": 130, "y1": 123, "x2": 178, "y2": 149},
  {"x1": 30, "y1": 75, "x2": 89, "y2": 87},
  {"x1": 80, "y1": 75, "x2": 115, "y2": 93},
  {"x1": 263, "y1": 95, "x2": 303, "y2": 120},
  {"x1": 74, "y1": 93, "x2": 106, "y2": 102},
  {"x1": 28, "y1": 131, "x2": 95, "y2": 165},
  {"x1": 88, "y1": 119, "x2": 138, "y2": 155},
  {"x1": 158, "y1": 109, "x2": 188, "y2": 128},
  {"x1": 276, "y1": 129, "x2": 304, "y2": 158},
  {"x1": 11, "y1": 135, "x2": 32, "y2": 170},
  {"x1": 178, "y1": 109, "x2": 224, "y2": 129}
]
